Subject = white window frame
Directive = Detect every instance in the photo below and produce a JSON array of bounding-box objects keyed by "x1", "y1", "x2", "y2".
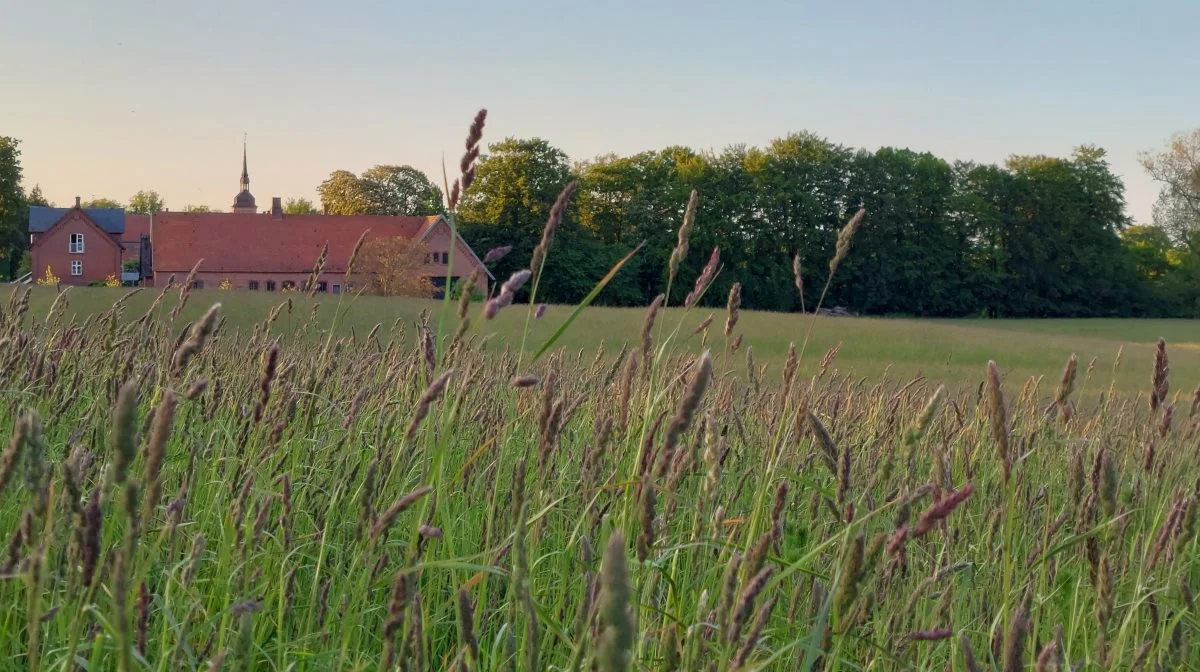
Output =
[
  {"x1": 71, "y1": 260, "x2": 83, "y2": 276},
  {"x1": 69, "y1": 233, "x2": 85, "y2": 254}
]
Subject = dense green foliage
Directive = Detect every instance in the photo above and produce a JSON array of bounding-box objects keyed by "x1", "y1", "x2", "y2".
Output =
[
  {"x1": 318, "y1": 165, "x2": 444, "y2": 217},
  {"x1": 282, "y1": 197, "x2": 318, "y2": 215},
  {"x1": 0, "y1": 136, "x2": 28, "y2": 279},
  {"x1": 127, "y1": 190, "x2": 166, "y2": 215},
  {"x1": 81, "y1": 198, "x2": 123, "y2": 209},
  {"x1": 455, "y1": 134, "x2": 1200, "y2": 317}
]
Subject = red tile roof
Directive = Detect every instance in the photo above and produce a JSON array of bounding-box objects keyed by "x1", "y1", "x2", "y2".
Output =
[{"x1": 151, "y1": 212, "x2": 444, "y2": 274}]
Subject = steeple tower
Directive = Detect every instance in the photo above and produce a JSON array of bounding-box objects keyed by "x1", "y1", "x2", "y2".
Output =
[
  {"x1": 240, "y1": 138, "x2": 250, "y2": 192},
  {"x1": 232, "y1": 135, "x2": 257, "y2": 214}
]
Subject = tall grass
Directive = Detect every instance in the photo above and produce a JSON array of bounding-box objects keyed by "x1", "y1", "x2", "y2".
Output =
[{"x1": 1, "y1": 120, "x2": 1199, "y2": 671}]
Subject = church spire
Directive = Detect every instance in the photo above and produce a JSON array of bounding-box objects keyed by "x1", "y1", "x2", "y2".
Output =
[
  {"x1": 232, "y1": 134, "x2": 258, "y2": 214},
  {"x1": 240, "y1": 134, "x2": 250, "y2": 192}
]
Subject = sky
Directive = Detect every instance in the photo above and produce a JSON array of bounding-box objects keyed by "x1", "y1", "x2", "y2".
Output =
[{"x1": 1, "y1": 0, "x2": 1196, "y2": 223}]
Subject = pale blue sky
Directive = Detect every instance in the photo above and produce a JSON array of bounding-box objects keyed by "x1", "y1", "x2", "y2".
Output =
[{"x1": 2, "y1": 0, "x2": 1195, "y2": 222}]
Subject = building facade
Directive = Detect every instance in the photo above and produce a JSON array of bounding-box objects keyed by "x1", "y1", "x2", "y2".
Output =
[
  {"x1": 28, "y1": 147, "x2": 490, "y2": 294},
  {"x1": 28, "y1": 200, "x2": 136, "y2": 285}
]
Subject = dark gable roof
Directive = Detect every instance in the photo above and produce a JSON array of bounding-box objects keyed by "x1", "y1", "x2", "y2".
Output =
[{"x1": 29, "y1": 206, "x2": 126, "y2": 234}]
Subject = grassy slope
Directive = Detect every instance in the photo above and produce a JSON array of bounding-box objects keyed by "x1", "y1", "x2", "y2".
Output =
[{"x1": 21, "y1": 286, "x2": 1200, "y2": 395}]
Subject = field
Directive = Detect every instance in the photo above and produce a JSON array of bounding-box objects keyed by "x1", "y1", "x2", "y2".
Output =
[
  {"x1": 2, "y1": 280, "x2": 1199, "y2": 671},
  {"x1": 18, "y1": 286, "x2": 1200, "y2": 396}
]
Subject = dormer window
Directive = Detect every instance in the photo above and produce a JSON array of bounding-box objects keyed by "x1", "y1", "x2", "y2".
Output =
[{"x1": 69, "y1": 233, "x2": 85, "y2": 254}]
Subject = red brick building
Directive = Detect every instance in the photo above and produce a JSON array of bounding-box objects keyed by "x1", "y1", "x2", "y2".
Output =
[
  {"x1": 28, "y1": 148, "x2": 490, "y2": 294},
  {"x1": 28, "y1": 200, "x2": 137, "y2": 285}
]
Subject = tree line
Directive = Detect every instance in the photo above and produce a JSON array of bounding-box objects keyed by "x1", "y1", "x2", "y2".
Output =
[
  {"x1": 3, "y1": 130, "x2": 1199, "y2": 317},
  {"x1": 448, "y1": 134, "x2": 1200, "y2": 318}
]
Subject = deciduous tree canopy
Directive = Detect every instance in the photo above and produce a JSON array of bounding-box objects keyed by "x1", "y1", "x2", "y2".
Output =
[
  {"x1": 457, "y1": 132, "x2": 1196, "y2": 317},
  {"x1": 318, "y1": 165, "x2": 443, "y2": 216},
  {"x1": 128, "y1": 189, "x2": 166, "y2": 214},
  {"x1": 0, "y1": 137, "x2": 26, "y2": 278},
  {"x1": 283, "y1": 198, "x2": 318, "y2": 215},
  {"x1": 352, "y1": 237, "x2": 434, "y2": 298}
]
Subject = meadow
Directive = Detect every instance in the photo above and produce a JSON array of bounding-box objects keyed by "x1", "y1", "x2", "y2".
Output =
[
  {"x1": 18, "y1": 286, "x2": 1200, "y2": 397},
  {"x1": 2, "y1": 248, "x2": 1200, "y2": 671}
]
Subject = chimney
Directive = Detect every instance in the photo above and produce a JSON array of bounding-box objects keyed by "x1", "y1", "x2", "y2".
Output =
[
  {"x1": 271, "y1": 197, "x2": 283, "y2": 218},
  {"x1": 75, "y1": 196, "x2": 81, "y2": 208}
]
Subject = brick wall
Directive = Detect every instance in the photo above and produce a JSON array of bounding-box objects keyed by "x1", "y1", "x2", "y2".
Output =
[{"x1": 30, "y1": 212, "x2": 124, "y2": 286}]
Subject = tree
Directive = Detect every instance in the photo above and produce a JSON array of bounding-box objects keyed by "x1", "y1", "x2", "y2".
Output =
[
  {"x1": 351, "y1": 237, "x2": 434, "y2": 297},
  {"x1": 458, "y1": 138, "x2": 573, "y2": 236},
  {"x1": 283, "y1": 198, "x2": 318, "y2": 215},
  {"x1": 1122, "y1": 225, "x2": 1177, "y2": 283},
  {"x1": 1142, "y1": 129, "x2": 1200, "y2": 248},
  {"x1": 128, "y1": 190, "x2": 166, "y2": 214},
  {"x1": 26, "y1": 184, "x2": 50, "y2": 207},
  {"x1": 183, "y1": 204, "x2": 214, "y2": 213},
  {"x1": 317, "y1": 166, "x2": 443, "y2": 216},
  {"x1": 0, "y1": 136, "x2": 27, "y2": 279},
  {"x1": 360, "y1": 165, "x2": 444, "y2": 216},
  {"x1": 457, "y1": 138, "x2": 575, "y2": 294},
  {"x1": 317, "y1": 170, "x2": 370, "y2": 215},
  {"x1": 82, "y1": 198, "x2": 123, "y2": 208}
]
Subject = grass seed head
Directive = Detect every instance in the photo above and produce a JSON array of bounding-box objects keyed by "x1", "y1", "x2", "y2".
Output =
[
  {"x1": 110, "y1": 381, "x2": 139, "y2": 487},
  {"x1": 141, "y1": 390, "x2": 177, "y2": 528},
  {"x1": 724, "y1": 282, "x2": 741, "y2": 338},
  {"x1": 986, "y1": 361, "x2": 1011, "y2": 483},
  {"x1": 832, "y1": 534, "x2": 864, "y2": 622},
  {"x1": 685, "y1": 247, "x2": 720, "y2": 308},
  {"x1": 406, "y1": 368, "x2": 454, "y2": 440},
  {"x1": 1002, "y1": 590, "x2": 1032, "y2": 672},
  {"x1": 1151, "y1": 338, "x2": 1169, "y2": 411},
  {"x1": 482, "y1": 245, "x2": 512, "y2": 264},
  {"x1": 1056, "y1": 353, "x2": 1078, "y2": 407},
  {"x1": 914, "y1": 483, "x2": 974, "y2": 537},
  {"x1": 457, "y1": 587, "x2": 479, "y2": 664},
  {"x1": 830, "y1": 208, "x2": 866, "y2": 275},
  {"x1": 370, "y1": 486, "x2": 434, "y2": 540},
  {"x1": 0, "y1": 411, "x2": 28, "y2": 497},
  {"x1": 531, "y1": 181, "x2": 579, "y2": 281},
  {"x1": 640, "y1": 294, "x2": 665, "y2": 372},
  {"x1": 668, "y1": 189, "x2": 699, "y2": 287},
  {"x1": 597, "y1": 533, "x2": 634, "y2": 672}
]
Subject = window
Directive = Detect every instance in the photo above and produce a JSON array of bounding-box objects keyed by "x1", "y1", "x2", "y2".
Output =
[
  {"x1": 317, "y1": 281, "x2": 328, "y2": 293},
  {"x1": 71, "y1": 260, "x2": 83, "y2": 276},
  {"x1": 425, "y1": 253, "x2": 431, "y2": 265},
  {"x1": 266, "y1": 281, "x2": 277, "y2": 292},
  {"x1": 332, "y1": 284, "x2": 341, "y2": 295},
  {"x1": 192, "y1": 280, "x2": 204, "y2": 289},
  {"x1": 248, "y1": 281, "x2": 259, "y2": 290},
  {"x1": 69, "y1": 233, "x2": 85, "y2": 254},
  {"x1": 282, "y1": 280, "x2": 296, "y2": 290}
]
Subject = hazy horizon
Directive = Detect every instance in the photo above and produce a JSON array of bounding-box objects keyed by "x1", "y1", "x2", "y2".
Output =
[{"x1": 3, "y1": 0, "x2": 1197, "y2": 223}]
